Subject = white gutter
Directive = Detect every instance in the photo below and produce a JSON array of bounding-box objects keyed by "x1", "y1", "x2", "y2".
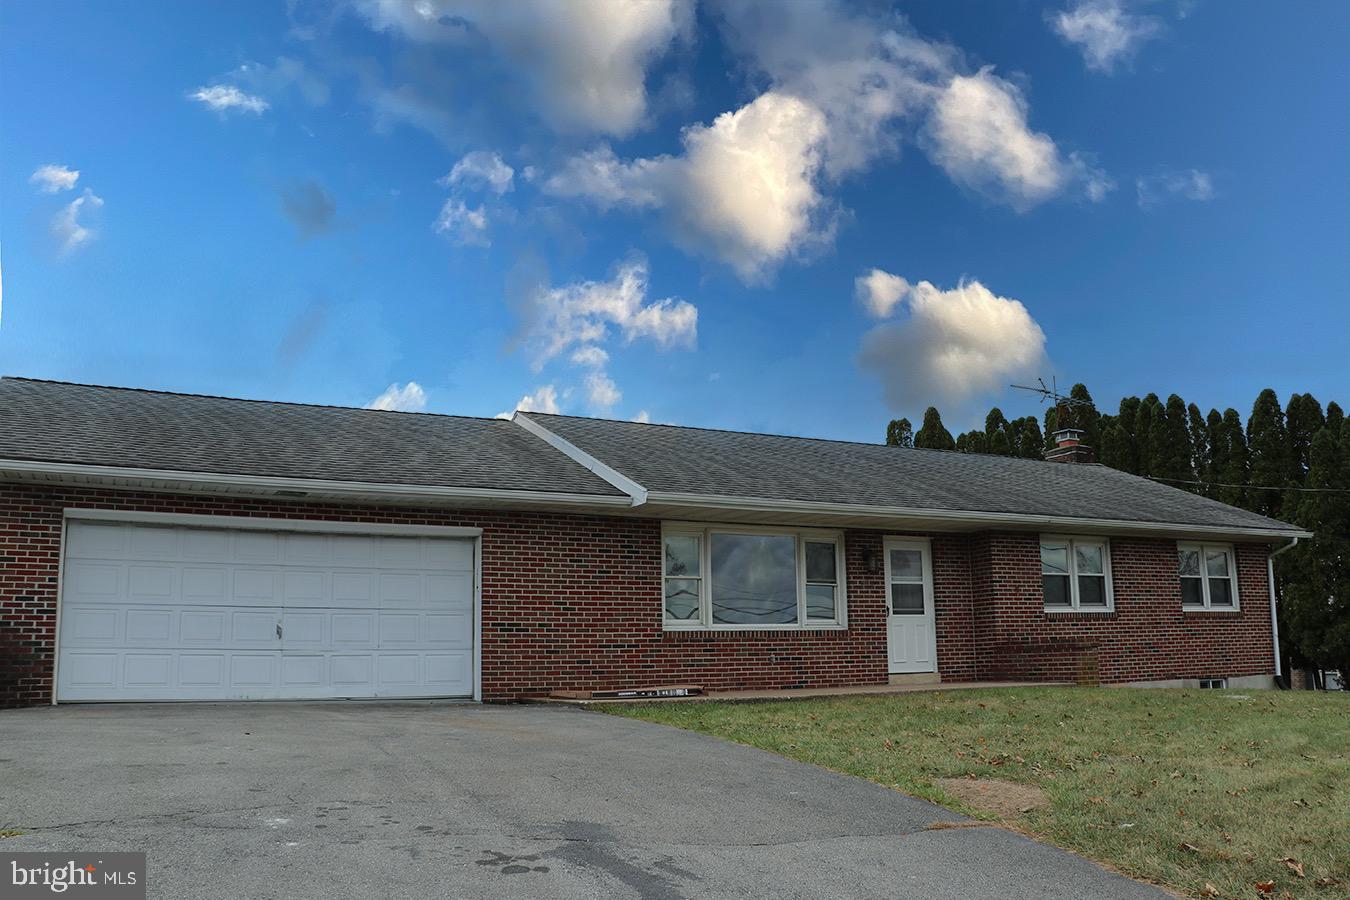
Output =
[
  {"x1": 1268, "y1": 536, "x2": 1302, "y2": 679},
  {"x1": 643, "y1": 490, "x2": 1314, "y2": 542},
  {"x1": 0, "y1": 458, "x2": 634, "y2": 508},
  {"x1": 512, "y1": 413, "x2": 648, "y2": 505}
]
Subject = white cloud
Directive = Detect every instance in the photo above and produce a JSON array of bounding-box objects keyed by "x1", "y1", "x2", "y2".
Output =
[
  {"x1": 440, "y1": 151, "x2": 514, "y2": 195},
  {"x1": 855, "y1": 269, "x2": 910, "y2": 319},
  {"x1": 432, "y1": 199, "x2": 489, "y2": 246},
  {"x1": 30, "y1": 164, "x2": 80, "y2": 193},
  {"x1": 354, "y1": 0, "x2": 690, "y2": 136},
  {"x1": 365, "y1": 381, "x2": 428, "y2": 412},
  {"x1": 1050, "y1": 0, "x2": 1163, "y2": 73},
  {"x1": 189, "y1": 84, "x2": 270, "y2": 114},
  {"x1": 1136, "y1": 168, "x2": 1215, "y2": 208},
  {"x1": 857, "y1": 274, "x2": 1047, "y2": 410},
  {"x1": 545, "y1": 92, "x2": 831, "y2": 282},
  {"x1": 544, "y1": 2, "x2": 1102, "y2": 279},
  {"x1": 631, "y1": 410, "x2": 652, "y2": 423},
  {"x1": 928, "y1": 69, "x2": 1105, "y2": 210},
  {"x1": 518, "y1": 258, "x2": 697, "y2": 369},
  {"x1": 584, "y1": 372, "x2": 621, "y2": 411},
  {"x1": 569, "y1": 346, "x2": 609, "y2": 368},
  {"x1": 497, "y1": 384, "x2": 561, "y2": 418},
  {"x1": 51, "y1": 189, "x2": 103, "y2": 254}
]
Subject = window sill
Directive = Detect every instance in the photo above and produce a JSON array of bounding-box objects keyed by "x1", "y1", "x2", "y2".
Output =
[
  {"x1": 1044, "y1": 607, "x2": 1114, "y2": 616},
  {"x1": 1183, "y1": 606, "x2": 1242, "y2": 615},
  {"x1": 662, "y1": 624, "x2": 848, "y2": 636}
]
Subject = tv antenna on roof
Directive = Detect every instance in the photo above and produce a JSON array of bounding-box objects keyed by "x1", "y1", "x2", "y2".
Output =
[{"x1": 1010, "y1": 377, "x2": 1091, "y2": 432}]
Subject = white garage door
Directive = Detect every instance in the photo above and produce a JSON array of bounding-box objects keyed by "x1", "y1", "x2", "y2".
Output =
[{"x1": 56, "y1": 519, "x2": 475, "y2": 701}]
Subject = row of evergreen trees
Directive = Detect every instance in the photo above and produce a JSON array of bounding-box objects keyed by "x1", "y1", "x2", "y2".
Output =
[{"x1": 885, "y1": 385, "x2": 1348, "y2": 679}]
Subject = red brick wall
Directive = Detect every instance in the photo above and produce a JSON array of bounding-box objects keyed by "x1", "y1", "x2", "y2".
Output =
[
  {"x1": 0, "y1": 483, "x2": 1274, "y2": 707},
  {"x1": 967, "y1": 532, "x2": 1275, "y2": 684}
]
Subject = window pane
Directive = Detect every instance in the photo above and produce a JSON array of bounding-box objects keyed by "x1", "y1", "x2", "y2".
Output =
[
  {"x1": 805, "y1": 583, "x2": 836, "y2": 620},
  {"x1": 664, "y1": 534, "x2": 700, "y2": 577},
  {"x1": 1181, "y1": 578, "x2": 1204, "y2": 606},
  {"x1": 1041, "y1": 543, "x2": 1069, "y2": 575},
  {"x1": 1178, "y1": 549, "x2": 1200, "y2": 577},
  {"x1": 889, "y1": 548, "x2": 922, "y2": 578},
  {"x1": 710, "y1": 533, "x2": 798, "y2": 625},
  {"x1": 1209, "y1": 578, "x2": 1233, "y2": 606},
  {"x1": 1043, "y1": 574, "x2": 1070, "y2": 607},
  {"x1": 1075, "y1": 543, "x2": 1104, "y2": 576},
  {"x1": 1078, "y1": 575, "x2": 1107, "y2": 607},
  {"x1": 805, "y1": 541, "x2": 837, "y2": 583},
  {"x1": 664, "y1": 578, "x2": 700, "y2": 620},
  {"x1": 1205, "y1": 549, "x2": 1230, "y2": 577},
  {"x1": 890, "y1": 582, "x2": 924, "y2": 615}
]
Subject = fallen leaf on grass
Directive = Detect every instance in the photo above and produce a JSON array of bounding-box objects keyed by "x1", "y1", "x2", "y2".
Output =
[
  {"x1": 1179, "y1": 842, "x2": 1200, "y2": 854},
  {"x1": 1314, "y1": 876, "x2": 1342, "y2": 888},
  {"x1": 1254, "y1": 881, "x2": 1276, "y2": 894},
  {"x1": 1199, "y1": 884, "x2": 1219, "y2": 897},
  {"x1": 1274, "y1": 858, "x2": 1305, "y2": 878}
]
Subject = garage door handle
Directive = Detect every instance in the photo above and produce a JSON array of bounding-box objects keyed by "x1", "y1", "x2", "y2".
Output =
[{"x1": 276, "y1": 623, "x2": 283, "y2": 640}]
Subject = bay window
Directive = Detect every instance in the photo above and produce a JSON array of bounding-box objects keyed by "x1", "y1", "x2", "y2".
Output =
[
  {"x1": 1041, "y1": 536, "x2": 1113, "y2": 611},
  {"x1": 1179, "y1": 543, "x2": 1238, "y2": 610},
  {"x1": 663, "y1": 525, "x2": 845, "y2": 629}
]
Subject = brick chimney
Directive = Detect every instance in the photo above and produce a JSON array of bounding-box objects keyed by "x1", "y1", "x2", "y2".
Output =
[{"x1": 1044, "y1": 427, "x2": 1095, "y2": 464}]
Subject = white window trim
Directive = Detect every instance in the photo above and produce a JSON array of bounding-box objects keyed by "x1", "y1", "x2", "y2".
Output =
[
  {"x1": 1178, "y1": 542, "x2": 1241, "y2": 611},
  {"x1": 1040, "y1": 535, "x2": 1115, "y2": 613},
  {"x1": 661, "y1": 522, "x2": 847, "y2": 631}
]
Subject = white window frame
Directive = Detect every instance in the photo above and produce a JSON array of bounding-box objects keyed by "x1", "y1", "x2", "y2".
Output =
[
  {"x1": 1178, "y1": 542, "x2": 1240, "y2": 611},
  {"x1": 661, "y1": 523, "x2": 847, "y2": 630},
  {"x1": 1040, "y1": 535, "x2": 1114, "y2": 613}
]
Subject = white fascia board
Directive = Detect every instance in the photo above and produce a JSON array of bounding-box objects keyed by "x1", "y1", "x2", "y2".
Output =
[
  {"x1": 644, "y1": 491, "x2": 1314, "y2": 541},
  {"x1": 64, "y1": 508, "x2": 485, "y2": 538},
  {"x1": 0, "y1": 458, "x2": 633, "y2": 508},
  {"x1": 511, "y1": 413, "x2": 648, "y2": 505}
]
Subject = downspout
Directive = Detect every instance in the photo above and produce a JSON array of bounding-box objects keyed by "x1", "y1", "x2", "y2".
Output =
[{"x1": 1268, "y1": 537, "x2": 1301, "y2": 681}]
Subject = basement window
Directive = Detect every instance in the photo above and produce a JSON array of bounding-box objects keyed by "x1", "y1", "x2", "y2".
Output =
[
  {"x1": 1041, "y1": 536, "x2": 1113, "y2": 612},
  {"x1": 1198, "y1": 678, "x2": 1228, "y2": 689},
  {"x1": 663, "y1": 525, "x2": 846, "y2": 629},
  {"x1": 1179, "y1": 543, "x2": 1239, "y2": 611}
]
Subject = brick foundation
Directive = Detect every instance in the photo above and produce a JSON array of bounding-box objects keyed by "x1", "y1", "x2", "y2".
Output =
[{"x1": 0, "y1": 484, "x2": 1275, "y2": 707}]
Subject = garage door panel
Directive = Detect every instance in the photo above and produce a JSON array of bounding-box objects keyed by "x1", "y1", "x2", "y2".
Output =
[
  {"x1": 58, "y1": 521, "x2": 474, "y2": 702},
  {"x1": 332, "y1": 612, "x2": 375, "y2": 647},
  {"x1": 126, "y1": 609, "x2": 173, "y2": 643},
  {"x1": 232, "y1": 570, "x2": 279, "y2": 605},
  {"x1": 63, "y1": 607, "x2": 120, "y2": 644},
  {"x1": 128, "y1": 565, "x2": 176, "y2": 603},
  {"x1": 66, "y1": 562, "x2": 122, "y2": 601}
]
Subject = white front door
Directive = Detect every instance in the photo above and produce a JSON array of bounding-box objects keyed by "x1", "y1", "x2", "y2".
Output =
[
  {"x1": 56, "y1": 519, "x2": 475, "y2": 701},
  {"x1": 884, "y1": 538, "x2": 937, "y2": 674}
]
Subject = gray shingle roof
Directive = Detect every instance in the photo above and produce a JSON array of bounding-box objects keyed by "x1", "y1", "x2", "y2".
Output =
[
  {"x1": 526, "y1": 413, "x2": 1303, "y2": 534},
  {"x1": 0, "y1": 379, "x2": 625, "y2": 497}
]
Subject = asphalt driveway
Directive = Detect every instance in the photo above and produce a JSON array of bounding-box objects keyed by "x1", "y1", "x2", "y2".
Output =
[{"x1": 1, "y1": 702, "x2": 1163, "y2": 899}]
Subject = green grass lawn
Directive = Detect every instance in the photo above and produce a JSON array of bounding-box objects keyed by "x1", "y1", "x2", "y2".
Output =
[{"x1": 602, "y1": 687, "x2": 1349, "y2": 899}]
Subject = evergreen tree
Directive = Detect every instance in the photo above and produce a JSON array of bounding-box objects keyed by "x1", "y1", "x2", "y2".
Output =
[
  {"x1": 886, "y1": 418, "x2": 914, "y2": 448},
  {"x1": 985, "y1": 408, "x2": 1012, "y2": 456},
  {"x1": 1325, "y1": 401, "x2": 1344, "y2": 437},
  {"x1": 1279, "y1": 422, "x2": 1350, "y2": 677},
  {"x1": 1013, "y1": 416, "x2": 1044, "y2": 458},
  {"x1": 1067, "y1": 383, "x2": 1102, "y2": 450},
  {"x1": 1203, "y1": 409, "x2": 1225, "y2": 498},
  {"x1": 1188, "y1": 403, "x2": 1210, "y2": 493},
  {"x1": 1213, "y1": 409, "x2": 1249, "y2": 508},
  {"x1": 1247, "y1": 389, "x2": 1290, "y2": 518},
  {"x1": 1285, "y1": 393, "x2": 1325, "y2": 483},
  {"x1": 956, "y1": 430, "x2": 988, "y2": 454},
  {"x1": 914, "y1": 407, "x2": 955, "y2": 451},
  {"x1": 1153, "y1": 394, "x2": 1195, "y2": 485},
  {"x1": 1134, "y1": 394, "x2": 1164, "y2": 477}
]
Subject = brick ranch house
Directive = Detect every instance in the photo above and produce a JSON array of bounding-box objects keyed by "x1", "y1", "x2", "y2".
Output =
[{"x1": 0, "y1": 378, "x2": 1309, "y2": 708}]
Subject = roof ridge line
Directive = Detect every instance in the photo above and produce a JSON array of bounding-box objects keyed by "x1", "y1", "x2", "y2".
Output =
[
  {"x1": 512, "y1": 412, "x2": 648, "y2": 506},
  {"x1": 0, "y1": 376, "x2": 500, "y2": 422}
]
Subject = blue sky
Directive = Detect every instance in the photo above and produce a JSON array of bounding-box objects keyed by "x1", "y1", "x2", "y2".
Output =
[{"x1": 3, "y1": 0, "x2": 1347, "y2": 441}]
